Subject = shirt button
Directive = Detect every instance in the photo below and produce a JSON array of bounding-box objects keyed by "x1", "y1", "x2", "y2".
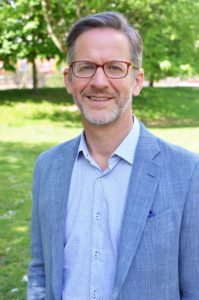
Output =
[
  {"x1": 95, "y1": 212, "x2": 100, "y2": 220},
  {"x1": 93, "y1": 290, "x2": 96, "y2": 299},
  {"x1": 94, "y1": 251, "x2": 98, "y2": 259}
]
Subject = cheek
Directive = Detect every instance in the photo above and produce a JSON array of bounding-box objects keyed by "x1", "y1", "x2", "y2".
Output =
[
  {"x1": 71, "y1": 79, "x2": 90, "y2": 95},
  {"x1": 119, "y1": 82, "x2": 134, "y2": 98}
]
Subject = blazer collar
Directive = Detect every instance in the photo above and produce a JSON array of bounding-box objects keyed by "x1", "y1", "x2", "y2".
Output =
[{"x1": 113, "y1": 122, "x2": 161, "y2": 299}]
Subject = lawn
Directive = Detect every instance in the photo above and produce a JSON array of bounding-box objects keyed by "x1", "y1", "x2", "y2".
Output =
[{"x1": 0, "y1": 87, "x2": 199, "y2": 299}]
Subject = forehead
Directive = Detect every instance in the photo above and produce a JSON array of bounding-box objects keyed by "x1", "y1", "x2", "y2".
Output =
[{"x1": 73, "y1": 28, "x2": 131, "y2": 62}]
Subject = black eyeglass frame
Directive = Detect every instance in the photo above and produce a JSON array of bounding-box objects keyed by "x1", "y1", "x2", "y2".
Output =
[{"x1": 69, "y1": 60, "x2": 139, "y2": 79}]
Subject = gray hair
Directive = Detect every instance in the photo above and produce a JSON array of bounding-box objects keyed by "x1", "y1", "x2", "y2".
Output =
[{"x1": 66, "y1": 11, "x2": 143, "y2": 68}]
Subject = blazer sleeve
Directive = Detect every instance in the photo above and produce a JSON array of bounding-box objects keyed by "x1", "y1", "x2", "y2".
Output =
[
  {"x1": 27, "y1": 160, "x2": 45, "y2": 300},
  {"x1": 179, "y1": 160, "x2": 199, "y2": 299}
]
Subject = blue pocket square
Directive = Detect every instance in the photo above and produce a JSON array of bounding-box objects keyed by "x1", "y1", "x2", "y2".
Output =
[{"x1": 148, "y1": 210, "x2": 156, "y2": 218}]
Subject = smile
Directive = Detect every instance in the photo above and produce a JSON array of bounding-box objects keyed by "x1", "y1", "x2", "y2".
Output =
[{"x1": 88, "y1": 96, "x2": 112, "y2": 101}]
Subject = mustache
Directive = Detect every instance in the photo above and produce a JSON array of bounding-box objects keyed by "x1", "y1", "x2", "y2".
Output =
[{"x1": 81, "y1": 88, "x2": 117, "y2": 97}]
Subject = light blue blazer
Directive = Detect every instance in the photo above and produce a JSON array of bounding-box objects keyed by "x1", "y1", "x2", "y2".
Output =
[{"x1": 27, "y1": 122, "x2": 199, "y2": 300}]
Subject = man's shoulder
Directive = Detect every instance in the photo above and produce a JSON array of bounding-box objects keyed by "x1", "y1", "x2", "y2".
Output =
[
  {"x1": 139, "y1": 122, "x2": 199, "y2": 168},
  {"x1": 35, "y1": 135, "x2": 81, "y2": 168},
  {"x1": 153, "y1": 130, "x2": 199, "y2": 165}
]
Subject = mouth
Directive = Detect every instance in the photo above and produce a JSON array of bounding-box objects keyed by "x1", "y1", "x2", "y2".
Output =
[{"x1": 87, "y1": 95, "x2": 112, "y2": 101}]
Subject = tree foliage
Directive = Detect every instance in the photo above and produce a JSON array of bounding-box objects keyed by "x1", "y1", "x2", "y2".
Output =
[
  {"x1": 39, "y1": 0, "x2": 199, "y2": 84},
  {"x1": 0, "y1": 0, "x2": 199, "y2": 86},
  {"x1": 0, "y1": 0, "x2": 60, "y2": 87}
]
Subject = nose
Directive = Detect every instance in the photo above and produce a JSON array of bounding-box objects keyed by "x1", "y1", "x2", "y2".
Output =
[{"x1": 89, "y1": 66, "x2": 109, "y2": 89}]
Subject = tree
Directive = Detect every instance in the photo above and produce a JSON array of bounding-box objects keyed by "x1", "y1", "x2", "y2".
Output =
[
  {"x1": 1, "y1": 0, "x2": 198, "y2": 87},
  {"x1": 40, "y1": 0, "x2": 110, "y2": 53},
  {"x1": 40, "y1": 0, "x2": 199, "y2": 86},
  {"x1": 133, "y1": 0, "x2": 199, "y2": 85},
  {"x1": 0, "y1": 0, "x2": 61, "y2": 88}
]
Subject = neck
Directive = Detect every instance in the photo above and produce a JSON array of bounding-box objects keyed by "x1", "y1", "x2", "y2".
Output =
[{"x1": 82, "y1": 113, "x2": 133, "y2": 170}]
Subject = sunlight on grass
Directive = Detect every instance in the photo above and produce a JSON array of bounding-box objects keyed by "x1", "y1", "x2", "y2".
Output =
[
  {"x1": 134, "y1": 87, "x2": 199, "y2": 127},
  {"x1": 0, "y1": 124, "x2": 82, "y2": 144},
  {"x1": 0, "y1": 125, "x2": 198, "y2": 153},
  {"x1": 0, "y1": 101, "x2": 81, "y2": 127},
  {"x1": 15, "y1": 226, "x2": 28, "y2": 232},
  {"x1": 151, "y1": 127, "x2": 199, "y2": 153}
]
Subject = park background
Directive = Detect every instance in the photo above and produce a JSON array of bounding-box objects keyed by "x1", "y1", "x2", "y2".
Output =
[{"x1": 0, "y1": 0, "x2": 199, "y2": 299}]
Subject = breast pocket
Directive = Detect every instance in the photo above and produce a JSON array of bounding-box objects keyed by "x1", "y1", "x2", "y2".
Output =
[
  {"x1": 142, "y1": 209, "x2": 176, "y2": 259},
  {"x1": 135, "y1": 209, "x2": 178, "y2": 271},
  {"x1": 130, "y1": 209, "x2": 178, "y2": 289},
  {"x1": 124, "y1": 207, "x2": 181, "y2": 296},
  {"x1": 144, "y1": 208, "x2": 172, "y2": 232}
]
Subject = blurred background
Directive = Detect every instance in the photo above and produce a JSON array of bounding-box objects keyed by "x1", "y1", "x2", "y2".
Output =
[{"x1": 0, "y1": 0, "x2": 199, "y2": 89}]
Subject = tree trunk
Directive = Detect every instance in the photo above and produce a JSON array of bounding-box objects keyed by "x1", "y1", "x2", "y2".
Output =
[
  {"x1": 32, "y1": 59, "x2": 38, "y2": 89},
  {"x1": 149, "y1": 77, "x2": 154, "y2": 87},
  {"x1": 76, "y1": 0, "x2": 82, "y2": 18},
  {"x1": 41, "y1": 0, "x2": 65, "y2": 53}
]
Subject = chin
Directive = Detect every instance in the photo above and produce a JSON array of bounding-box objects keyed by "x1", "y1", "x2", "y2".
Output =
[{"x1": 82, "y1": 110, "x2": 120, "y2": 126}]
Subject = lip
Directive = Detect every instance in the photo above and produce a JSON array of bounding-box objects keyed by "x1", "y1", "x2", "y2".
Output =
[{"x1": 87, "y1": 96, "x2": 112, "y2": 101}]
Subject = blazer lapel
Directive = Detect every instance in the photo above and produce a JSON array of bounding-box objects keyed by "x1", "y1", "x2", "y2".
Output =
[
  {"x1": 113, "y1": 124, "x2": 161, "y2": 299},
  {"x1": 51, "y1": 137, "x2": 80, "y2": 300}
]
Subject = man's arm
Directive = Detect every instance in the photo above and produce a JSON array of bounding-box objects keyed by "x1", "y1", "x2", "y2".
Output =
[
  {"x1": 27, "y1": 161, "x2": 46, "y2": 300},
  {"x1": 179, "y1": 160, "x2": 199, "y2": 299}
]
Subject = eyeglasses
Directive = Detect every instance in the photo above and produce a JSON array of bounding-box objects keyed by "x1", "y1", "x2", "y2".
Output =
[{"x1": 69, "y1": 60, "x2": 139, "y2": 79}]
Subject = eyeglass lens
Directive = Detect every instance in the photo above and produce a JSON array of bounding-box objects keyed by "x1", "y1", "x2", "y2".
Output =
[{"x1": 72, "y1": 61, "x2": 129, "y2": 78}]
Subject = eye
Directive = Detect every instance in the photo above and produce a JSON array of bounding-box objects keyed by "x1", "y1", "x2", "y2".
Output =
[
  {"x1": 77, "y1": 63, "x2": 95, "y2": 72},
  {"x1": 108, "y1": 64, "x2": 123, "y2": 71},
  {"x1": 105, "y1": 62, "x2": 126, "y2": 76}
]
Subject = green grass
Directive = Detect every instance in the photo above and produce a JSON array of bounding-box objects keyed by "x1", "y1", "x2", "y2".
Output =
[
  {"x1": 0, "y1": 142, "x2": 41, "y2": 299},
  {"x1": 135, "y1": 87, "x2": 199, "y2": 127},
  {"x1": 0, "y1": 87, "x2": 199, "y2": 299}
]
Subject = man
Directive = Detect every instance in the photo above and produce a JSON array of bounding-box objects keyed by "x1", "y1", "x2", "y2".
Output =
[{"x1": 27, "y1": 11, "x2": 199, "y2": 300}]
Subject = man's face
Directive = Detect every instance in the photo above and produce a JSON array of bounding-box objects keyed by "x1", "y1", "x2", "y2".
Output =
[{"x1": 64, "y1": 28, "x2": 143, "y2": 126}]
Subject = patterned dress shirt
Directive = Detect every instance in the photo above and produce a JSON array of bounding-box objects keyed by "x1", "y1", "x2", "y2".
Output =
[{"x1": 62, "y1": 116, "x2": 140, "y2": 300}]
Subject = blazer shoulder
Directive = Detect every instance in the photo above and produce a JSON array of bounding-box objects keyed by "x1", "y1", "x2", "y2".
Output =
[
  {"x1": 139, "y1": 121, "x2": 199, "y2": 164},
  {"x1": 157, "y1": 136, "x2": 199, "y2": 164},
  {"x1": 155, "y1": 135, "x2": 199, "y2": 182},
  {"x1": 35, "y1": 135, "x2": 81, "y2": 169},
  {"x1": 139, "y1": 122, "x2": 199, "y2": 177}
]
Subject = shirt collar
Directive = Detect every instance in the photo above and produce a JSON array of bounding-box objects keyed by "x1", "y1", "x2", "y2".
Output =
[
  {"x1": 113, "y1": 115, "x2": 140, "y2": 165},
  {"x1": 77, "y1": 116, "x2": 140, "y2": 165},
  {"x1": 78, "y1": 131, "x2": 91, "y2": 161}
]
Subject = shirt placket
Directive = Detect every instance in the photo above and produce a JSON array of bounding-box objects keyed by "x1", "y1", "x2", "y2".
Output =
[{"x1": 90, "y1": 174, "x2": 104, "y2": 299}]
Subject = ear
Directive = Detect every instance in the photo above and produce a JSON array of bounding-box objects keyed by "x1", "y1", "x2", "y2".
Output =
[
  {"x1": 63, "y1": 67, "x2": 73, "y2": 94},
  {"x1": 132, "y1": 69, "x2": 144, "y2": 96}
]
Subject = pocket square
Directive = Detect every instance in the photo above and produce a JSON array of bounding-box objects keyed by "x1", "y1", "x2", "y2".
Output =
[{"x1": 148, "y1": 210, "x2": 156, "y2": 218}]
